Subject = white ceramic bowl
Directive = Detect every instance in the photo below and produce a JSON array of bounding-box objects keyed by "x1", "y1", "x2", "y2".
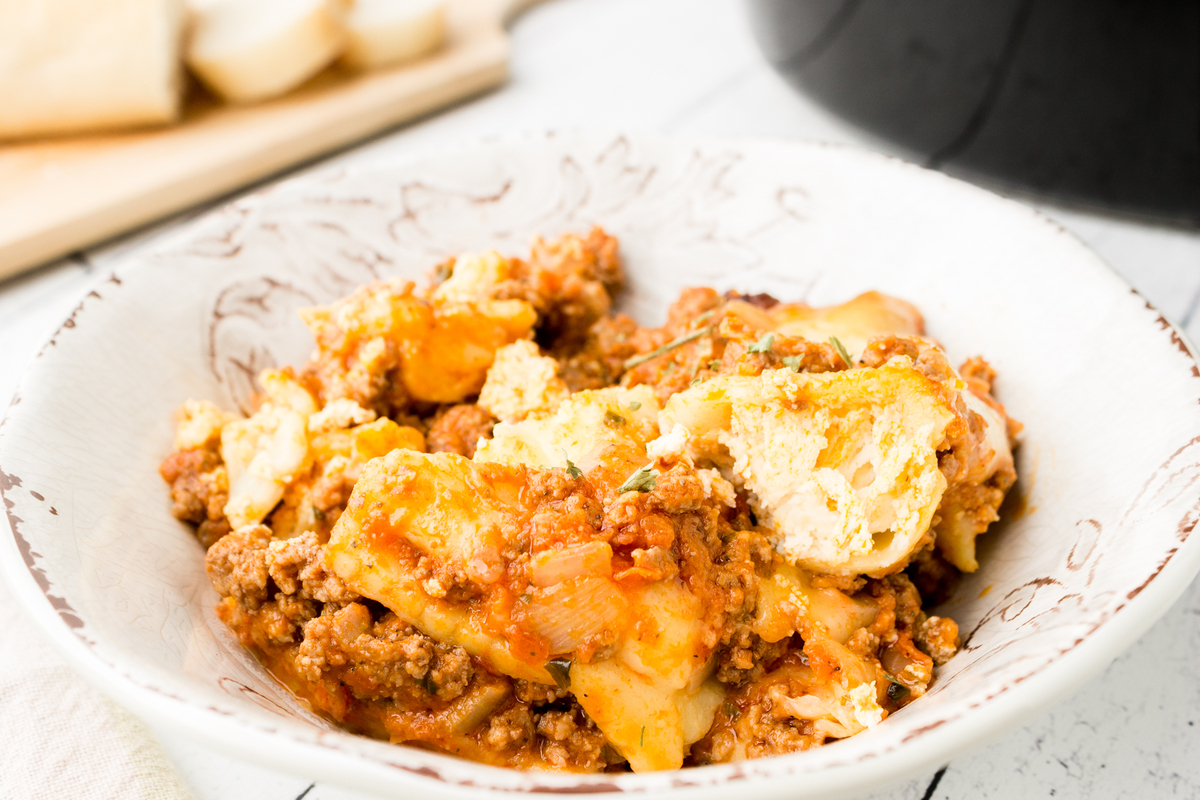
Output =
[{"x1": 3, "y1": 133, "x2": 1200, "y2": 800}]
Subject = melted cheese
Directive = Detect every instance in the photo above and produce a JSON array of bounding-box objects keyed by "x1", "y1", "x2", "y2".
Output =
[
  {"x1": 478, "y1": 340, "x2": 571, "y2": 423},
  {"x1": 299, "y1": 280, "x2": 536, "y2": 405}
]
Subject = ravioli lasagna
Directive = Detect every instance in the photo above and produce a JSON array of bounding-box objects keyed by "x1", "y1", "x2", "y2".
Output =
[{"x1": 160, "y1": 228, "x2": 1018, "y2": 772}]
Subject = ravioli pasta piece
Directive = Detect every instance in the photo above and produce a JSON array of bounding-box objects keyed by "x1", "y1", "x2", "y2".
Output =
[
  {"x1": 325, "y1": 446, "x2": 733, "y2": 771},
  {"x1": 475, "y1": 385, "x2": 660, "y2": 495},
  {"x1": 571, "y1": 642, "x2": 726, "y2": 772},
  {"x1": 324, "y1": 450, "x2": 552, "y2": 683},
  {"x1": 935, "y1": 389, "x2": 1014, "y2": 571},
  {"x1": 769, "y1": 291, "x2": 925, "y2": 357},
  {"x1": 854, "y1": 336, "x2": 1018, "y2": 573},
  {"x1": 564, "y1": 577, "x2": 728, "y2": 771},
  {"x1": 659, "y1": 364, "x2": 957, "y2": 576},
  {"x1": 221, "y1": 370, "x2": 317, "y2": 529},
  {"x1": 752, "y1": 564, "x2": 881, "y2": 646}
]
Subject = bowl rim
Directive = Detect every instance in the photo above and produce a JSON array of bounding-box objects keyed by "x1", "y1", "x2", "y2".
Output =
[{"x1": 3, "y1": 130, "x2": 1200, "y2": 800}]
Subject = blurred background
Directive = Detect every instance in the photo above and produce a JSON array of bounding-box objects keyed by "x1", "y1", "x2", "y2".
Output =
[
  {"x1": 1, "y1": 0, "x2": 1197, "y2": 281},
  {"x1": 1, "y1": 2, "x2": 1198, "y2": 799},
  {"x1": 748, "y1": 0, "x2": 1199, "y2": 223}
]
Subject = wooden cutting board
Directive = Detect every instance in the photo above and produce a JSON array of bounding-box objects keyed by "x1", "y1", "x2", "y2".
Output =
[{"x1": 0, "y1": 0, "x2": 541, "y2": 281}]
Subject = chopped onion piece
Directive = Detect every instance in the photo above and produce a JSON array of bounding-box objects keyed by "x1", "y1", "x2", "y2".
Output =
[
  {"x1": 526, "y1": 576, "x2": 625, "y2": 653},
  {"x1": 530, "y1": 541, "x2": 613, "y2": 588}
]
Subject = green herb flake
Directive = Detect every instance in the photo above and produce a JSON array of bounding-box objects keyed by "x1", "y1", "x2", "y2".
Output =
[
  {"x1": 421, "y1": 673, "x2": 438, "y2": 695},
  {"x1": 723, "y1": 702, "x2": 740, "y2": 719},
  {"x1": 690, "y1": 377, "x2": 702, "y2": 386},
  {"x1": 747, "y1": 333, "x2": 775, "y2": 354},
  {"x1": 433, "y1": 262, "x2": 453, "y2": 284},
  {"x1": 623, "y1": 327, "x2": 712, "y2": 371},
  {"x1": 312, "y1": 505, "x2": 325, "y2": 521},
  {"x1": 605, "y1": 410, "x2": 627, "y2": 426},
  {"x1": 628, "y1": 401, "x2": 641, "y2": 411},
  {"x1": 640, "y1": 726, "x2": 646, "y2": 747},
  {"x1": 886, "y1": 681, "x2": 910, "y2": 703},
  {"x1": 565, "y1": 457, "x2": 583, "y2": 479},
  {"x1": 545, "y1": 658, "x2": 573, "y2": 690},
  {"x1": 519, "y1": 593, "x2": 532, "y2": 604},
  {"x1": 829, "y1": 335, "x2": 854, "y2": 367},
  {"x1": 618, "y1": 466, "x2": 659, "y2": 494},
  {"x1": 708, "y1": 359, "x2": 722, "y2": 370},
  {"x1": 781, "y1": 355, "x2": 803, "y2": 373}
]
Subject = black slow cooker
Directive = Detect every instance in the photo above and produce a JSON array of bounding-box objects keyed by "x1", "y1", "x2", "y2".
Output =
[{"x1": 745, "y1": 0, "x2": 1200, "y2": 222}]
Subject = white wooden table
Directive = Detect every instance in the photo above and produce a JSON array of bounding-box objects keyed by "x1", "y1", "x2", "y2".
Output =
[{"x1": 2, "y1": 1, "x2": 1197, "y2": 798}]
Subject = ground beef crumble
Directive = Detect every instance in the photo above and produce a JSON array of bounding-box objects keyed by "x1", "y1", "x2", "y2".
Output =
[
  {"x1": 159, "y1": 445, "x2": 230, "y2": 547},
  {"x1": 426, "y1": 403, "x2": 495, "y2": 458},
  {"x1": 537, "y1": 707, "x2": 607, "y2": 770},
  {"x1": 202, "y1": 522, "x2": 614, "y2": 770}
]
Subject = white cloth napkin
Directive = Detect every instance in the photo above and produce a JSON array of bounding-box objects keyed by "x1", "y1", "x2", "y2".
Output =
[{"x1": 0, "y1": 576, "x2": 194, "y2": 800}]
